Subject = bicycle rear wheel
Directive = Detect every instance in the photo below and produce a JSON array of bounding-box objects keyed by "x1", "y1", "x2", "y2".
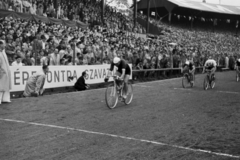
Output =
[
  {"x1": 182, "y1": 75, "x2": 189, "y2": 88},
  {"x1": 105, "y1": 84, "x2": 118, "y2": 109},
  {"x1": 124, "y1": 83, "x2": 133, "y2": 105},
  {"x1": 203, "y1": 76, "x2": 209, "y2": 90}
]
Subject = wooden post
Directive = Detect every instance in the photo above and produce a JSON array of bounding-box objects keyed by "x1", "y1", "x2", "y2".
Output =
[
  {"x1": 101, "y1": 0, "x2": 105, "y2": 26},
  {"x1": 133, "y1": 0, "x2": 137, "y2": 31},
  {"x1": 72, "y1": 43, "x2": 75, "y2": 65},
  {"x1": 146, "y1": 0, "x2": 150, "y2": 34}
]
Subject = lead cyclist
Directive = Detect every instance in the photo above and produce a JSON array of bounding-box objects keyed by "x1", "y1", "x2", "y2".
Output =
[{"x1": 105, "y1": 57, "x2": 131, "y2": 99}]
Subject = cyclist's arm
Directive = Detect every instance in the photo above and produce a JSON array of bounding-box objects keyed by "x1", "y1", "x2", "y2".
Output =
[
  {"x1": 106, "y1": 62, "x2": 114, "y2": 78},
  {"x1": 202, "y1": 65, "x2": 206, "y2": 73},
  {"x1": 120, "y1": 69, "x2": 126, "y2": 80},
  {"x1": 212, "y1": 61, "x2": 217, "y2": 72},
  {"x1": 202, "y1": 61, "x2": 208, "y2": 73},
  {"x1": 190, "y1": 65, "x2": 195, "y2": 74}
]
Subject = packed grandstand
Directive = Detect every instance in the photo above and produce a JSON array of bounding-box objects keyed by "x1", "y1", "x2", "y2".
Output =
[{"x1": 0, "y1": 0, "x2": 238, "y2": 70}]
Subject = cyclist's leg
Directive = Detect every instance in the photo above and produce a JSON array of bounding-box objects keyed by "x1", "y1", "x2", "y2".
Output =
[
  {"x1": 211, "y1": 67, "x2": 216, "y2": 80},
  {"x1": 190, "y1": 68, "x2": 195, "y2": 83},
  {"x1": 122, "y1": 74, "x2": 130, "y2": 98},
  {"x1": 115, "y1": 71, "x2": 122, "y2": 87},
  {"x1": 182, "y1": 66, "x2": 189, "y2": 74}
]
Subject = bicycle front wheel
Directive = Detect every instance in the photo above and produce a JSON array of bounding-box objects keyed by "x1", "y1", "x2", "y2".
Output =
[
  {"x1": 203, "y1": 76, "x2": 209, "y2": 90},
  {"x1": 105, "y1": 84, "x2": 118, "y2": 109},
  {"x1": 124, "y1": 83, "x2": 133, "y2": 105}
]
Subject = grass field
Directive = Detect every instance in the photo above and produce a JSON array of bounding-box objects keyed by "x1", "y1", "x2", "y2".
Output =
[{"x1": 0, "y1": 71, "x2": 240, "y2": 160}]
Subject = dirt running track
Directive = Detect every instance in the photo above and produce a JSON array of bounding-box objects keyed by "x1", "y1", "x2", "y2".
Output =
[{"x1": 0, "y1": 71, "x2": 240, "y2": 160}]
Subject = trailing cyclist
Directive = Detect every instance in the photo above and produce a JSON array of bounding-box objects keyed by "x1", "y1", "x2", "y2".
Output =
[
  {"x1": 182, "y1": 58, "x2": 195, "y2": 84},
  {"x1": 202, "y1": 56, "x2": 217, "y2": 80},
  {"x1": 105, "y1": 57, "x2": 131, "y2": 99},
  {"x1": 235, "y1": 57, "x2": 240, "y2": 81}
]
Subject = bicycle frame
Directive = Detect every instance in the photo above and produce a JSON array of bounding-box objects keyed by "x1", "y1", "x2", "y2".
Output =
[
  {"x1": 184, "y1": 72, "x2": 193, "y2": 82},
  {"x1": 110, "y1": 76, "x2": 124, "y2": 98},
  {"x1": 205, "y1": 70, "x2": 213, "y2": 83}
]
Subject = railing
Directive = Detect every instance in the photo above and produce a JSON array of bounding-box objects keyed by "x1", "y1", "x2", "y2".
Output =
[
  {"x1": 131, "y1": 66, "x2": 225, "y2": 81},
  {"x1": 10, "y1": 66, "x2": 226, "y2": 98}
]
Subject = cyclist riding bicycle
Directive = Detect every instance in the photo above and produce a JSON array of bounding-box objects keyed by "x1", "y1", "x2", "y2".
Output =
[
  {"x1": 235, "y1": 58, "x2": 240, "y2": 72},
  {"x1": 182, "y1": 59, "x2": 195, "y2": 84},
  {"x1": 202, "y1": 56, "x2": 217, "y2": 80},
  {"x1": 105, "y1": 57, "x2": 131, "y2": 99}
]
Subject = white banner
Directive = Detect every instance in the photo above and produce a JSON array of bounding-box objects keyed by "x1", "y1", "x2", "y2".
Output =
[{"x1": 10, "y1": 65, "x2": 132, "y2": 92}]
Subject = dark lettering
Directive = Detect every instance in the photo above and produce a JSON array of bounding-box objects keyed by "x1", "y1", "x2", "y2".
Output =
[
  {"x1": 94, "y1": 69, "x2": 98, "y2": 79},
  {"x1": 61, "y1": 70, "x2": 65, "y2": 81},
  {"x1": 98, "y1": 69, "x2": 102, "y2": 78},
  {"x1": 90, "y1": 69, "x2": 94, "y2": 79},
  {"x1": 103, "y1": 69, "x2": 106, "y2": 78},
  {"x1": 47, "y1": 71, "x2": 52, "y2": 83},
  {"x1": 67, "y1": 70, "x2": 72, "y2": 79},
  {"x1": 14, "y1": 71, "x2": 20, "y2": 85},
  {"x1": 73, "y1": 70, "x2": 78, "y2": 80},
  {"x1": 54, "y1": 71, "x2": 60, "y2": 82},
  {"x1": 31, "y1": 71, "x2": 36, "y2": 75},
  {"x1": 85, "y1": 70, "x2": 89, "y2": 80},
  {"x1": 22, "y1": 72, "x2": 29, "y2": 85}
]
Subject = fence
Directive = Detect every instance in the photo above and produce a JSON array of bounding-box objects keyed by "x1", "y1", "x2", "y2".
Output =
[{"x1": 10, "y1": 66, "x2": 226, "y2": 98}]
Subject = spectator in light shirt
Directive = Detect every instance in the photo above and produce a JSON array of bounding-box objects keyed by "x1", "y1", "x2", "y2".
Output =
[{"x1": 12, "y1": 56, "x2": 24, "y2": 66}]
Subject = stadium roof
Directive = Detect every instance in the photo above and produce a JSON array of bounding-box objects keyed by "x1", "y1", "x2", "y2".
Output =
[{"x1": 137, "y1": 0, "x2": 240, "y2": 15}]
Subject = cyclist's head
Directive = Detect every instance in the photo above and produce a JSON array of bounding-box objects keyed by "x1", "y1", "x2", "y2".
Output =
[
  {"x1": 208, "y1": 55, "x2": 213, "y2": 59},
  {"x1": 113, "y1": 57, "x2": 121, "y2": 65},
  {"x1": 185, "y1": 60, "x2": 190, "y2": 65}
]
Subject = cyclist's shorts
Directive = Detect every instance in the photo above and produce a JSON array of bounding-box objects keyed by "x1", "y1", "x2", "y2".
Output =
[
  {"x1": 206, "y1": 66, "x2": 214, "y2": 70},
  {"x1": 125, "y1": 65, "x2": 131, "y2": 76}
]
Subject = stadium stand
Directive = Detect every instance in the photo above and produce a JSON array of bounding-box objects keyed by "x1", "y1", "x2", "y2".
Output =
[{"x1": 0, "y1": 0, "x2": 238, "y2": 70}]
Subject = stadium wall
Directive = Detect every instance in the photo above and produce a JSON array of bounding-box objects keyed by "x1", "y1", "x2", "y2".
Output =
[{"x1": 10, "y1": 65, "x2": 133, "y2": 92}]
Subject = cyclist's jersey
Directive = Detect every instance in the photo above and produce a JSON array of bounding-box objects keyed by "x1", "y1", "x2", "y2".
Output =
[
  {"x1": 204, "y1": 59, "x2": 217, "y2": 69},
  {"x1": 236, "y1": 59, "x2": 240, "y2": 66},
  {"x1": 110, "y1": 59, "x2": 131, "y2": 75},
  {"x1": 183, "y1": 61, "x2": 194, "y2": 70}
]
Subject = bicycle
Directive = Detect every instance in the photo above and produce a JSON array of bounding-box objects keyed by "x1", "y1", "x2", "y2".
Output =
[
  {"x1": 203, "y1": 69, "x2": 215, "y2": 90},
  {"x1": 182, "y1": 72, "x2": 194, "y2": 88},
  {"x1": 105, "y1": 75, "x2": 133, "y2": 109}
]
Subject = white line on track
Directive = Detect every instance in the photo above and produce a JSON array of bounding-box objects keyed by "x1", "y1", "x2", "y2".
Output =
[
  {"x1": 0, "y1": 118, "x2": 239, "y2": 159},
  {"x1": 217, "y1": 91, "x2": 239, "y2": 94},
  {"x1": 174, "y1": 88, "x2": 192, "y2": 90},
  {"x1": 134, "y1": 84, "x2": 153, "y2": 88}
]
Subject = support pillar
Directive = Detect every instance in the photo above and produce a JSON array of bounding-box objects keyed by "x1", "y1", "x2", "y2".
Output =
[
  {"x1": 146, "y1": 0, "x2": 150, "y2": 34},
  {"x1": 168, "y1": 12, "x2": 172, "y2": 24},
  {"x1": 133, "y1": 0, "x2": 137, "y2": 31}
]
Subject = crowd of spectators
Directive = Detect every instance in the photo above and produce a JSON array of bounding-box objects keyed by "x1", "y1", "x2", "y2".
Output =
[{"x1": 0, "y1": 0, "x2": 239, "y2": 71}]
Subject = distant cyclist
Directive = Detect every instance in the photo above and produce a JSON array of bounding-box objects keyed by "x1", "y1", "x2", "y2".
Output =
[
  {"x1": 235, "y1": 58, "x2": 240, "y2": 72},
  {"x1": 202, "y1": 56, "x2": 217, "y2": 80},
  {"x1": 182, "y1": 59, "x2": 195, "y2": 84},
  {"x1": 105, "y1": 57, "x2": 131, "y2": 99}
]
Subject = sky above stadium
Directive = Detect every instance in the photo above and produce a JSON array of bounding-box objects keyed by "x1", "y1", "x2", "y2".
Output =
[{"x1": 187, "y1": 0, "x2": 240, "y2": 6}]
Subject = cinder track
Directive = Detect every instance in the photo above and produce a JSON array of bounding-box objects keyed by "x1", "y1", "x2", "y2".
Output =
[{"x1": 0, "y1": 71, "x2": 240, "y2": 160}]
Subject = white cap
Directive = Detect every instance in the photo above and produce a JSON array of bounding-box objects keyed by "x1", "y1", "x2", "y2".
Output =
[
  {"x1": 185, "y1": 61, "x2": 190, "y2": 65},
  {"x1": 113, "y1": 57, "x2": 121, "y2": 64}
]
